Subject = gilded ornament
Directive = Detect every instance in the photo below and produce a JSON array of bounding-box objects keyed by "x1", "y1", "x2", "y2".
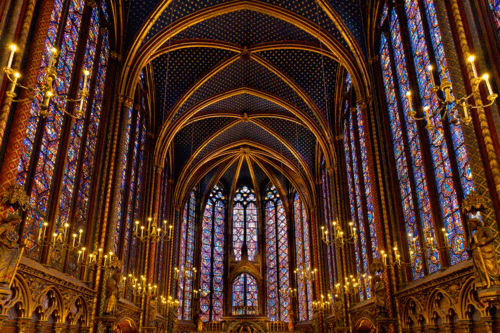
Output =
[
  {"x1": 467, "y1": 218, "x2": 500, "y2": 289},
  {"x1": 0, "y1": 213, "x2": 24, "y2": 297},
  {"x1": 1, "y1": 185, "x2": 29, "y2": 212},
  {"x1": 462, "y1": 191, "x2": 488, "y2": 215}
]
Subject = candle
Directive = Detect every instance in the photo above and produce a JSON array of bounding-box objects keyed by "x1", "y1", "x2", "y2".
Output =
[
  {"x1": 169, "y1": 225, "x2": 173, "y2": 237},
  {"x1": 406, "y1": 91, "x2": 413, "y2": 113},
  {"x1": 428, "y1": 65, "x2": 435, "y2": 87},
  {"x1": 135, "y1": 221, "x2": 139, "y2": 232},
  {"x1": 7, "y1": 44, "x2": 17, "y2": 69},
  {"x1": 468, "y1": 55, "x2": 478, "y2": 78},
  {"x1": 141, "y1": 225, "x2": 145, "y2": 237},
  {"x1": 63, "y1": 223, "x2": 69, "y2": 238},
  {"x1": 77, "y1": 250, "x2": 82, "y2": 263},
  {"x1": 52, "y1": 232, "x2": 57, "y2": 246},
  {"x1": 482, "y1": 74, "x2": 494, "y2": 96},
  {"x1": 104, "y1": 255, "x2": 108, "y2": 265},
  {"x1": 72, "y1": 233, "x2": 77, "y2": 247},
  {"x1": 78, "y1": 229, "x2": 83, "y2": 244},
  {"x1": 10, "y1": 72, "x2": 20, "y2": 93},
  {"x1": 462, "y1": 101, "x2": 469, "y2": 119}
]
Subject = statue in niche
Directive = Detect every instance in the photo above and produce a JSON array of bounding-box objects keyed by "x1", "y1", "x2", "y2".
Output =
[
  {"x1": 468, "y1": 217, "x2": 500, "y2": 288},
  {"x1": 372, "y1": 275, "x2": 387, "y2": 315},
  {"x1": 148, "y1": 295, "x2": 157, "y2": 324},
  {"x1": 104, "y1": 272, "x2": 120, "y2": 314},
  {"x1": 0, "y1": 213, "x2": 24, "y2": 294}
]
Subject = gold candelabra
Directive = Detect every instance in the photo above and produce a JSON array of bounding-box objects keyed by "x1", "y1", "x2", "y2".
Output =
[
  {"x1": 407, "y1": 56, "x2": 497, "y2": 130},
  {"x1": 3, "y1": 44, "x2": 90, "y2": 119},
  {"x1": 294, "y1": 267, "x2": 317, "y2": 283},
  {"x1": 279, "y1": 286, "x2": 297, "y2": 298},
  {"x1": 134, "y1": 215, "x2": 173, "y2": 243},
  {"x1": 173, "y1": 266, "x2": 198, "y2": 282},
  {"x1": 193, "y1": 288, "x2": 210, "y2": 299},
  {"x1": 321, "y1": 220, "x2": 356, "y2": 246}
]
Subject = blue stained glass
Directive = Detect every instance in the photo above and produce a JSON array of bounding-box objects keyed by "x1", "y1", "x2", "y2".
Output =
[
  {"x1": 349, "y1": 114, "x2": 371, "y2": 298},
  {"x1": 380, "y1": 2, "x2": 389, "y2": 27},
  {"x1": 343, "y1": 116, "x2": 365, "y2": 300},
  {"x1": 20, "y1": 0, "x2": 85, "y2": 260},
  {"x1": 232, "y1": 274, "x2": 258, "y2": 314},
  {"x1": 232, "y1": 186, "x2": 257, "y2": 261},
  {"x1": 200, "y1": 185, "x2": 225, "y2": 322},
  {"x1": 380, "y1": 34, "x2": 424, "y2": 279},
  {"x1": 265, "y1": 185, "x2": 290, "y2": 322},
  {"x1": 357, "y1": 106, "x2": 379, "y2": 260},
  {"x1": 389, "y1": 9, "x2": 440, "y2": 273},
  {"x1": 178, "y1": 191, "x2": 196, "y2": 321},
  {"x1": 345, "y1": 73, "x2": 352, "y2": 92},
  {"x1": 487, "y1": 0, "x2": 500, "y2": 35},
  {"x1": 404, "y1": 0, "x2": 467, "y2": 264},
  {"x1": 294, "y1": 193, "x2": 313, "y2": 321}
]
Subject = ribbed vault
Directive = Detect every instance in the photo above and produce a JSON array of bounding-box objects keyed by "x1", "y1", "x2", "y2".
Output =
[{"x1": 118, "y1": 0, "x2": 371, "y2": 207}]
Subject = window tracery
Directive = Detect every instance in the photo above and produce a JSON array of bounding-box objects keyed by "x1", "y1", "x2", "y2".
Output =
[{"x1": 232, "y1": 186, "x2": 257, "y2": 261}]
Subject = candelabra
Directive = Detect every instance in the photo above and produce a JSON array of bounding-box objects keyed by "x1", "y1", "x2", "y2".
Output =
[
  {"x1": 3, "y1": 44, "x2": 90, "y2": 119},
  {"x1": 173, "y1": 266, "x2": 198, "y2": 282},
  {"x1": 134, "y1": 215, "x2": 173, "y2": 243},
  {"x1": 407, "y1": 56, "x2": 497, "y2": 130},
  {"x1": 407, "y1": 229, "x2": 450, "y2": 266},
  {"x1": 294, "y1": 267, "x2": 317, "y2": 283},
  {"x1": 193, "y1": 288, "x2": 210, "y2": 299},
  {"x1": 320, "y1": 220, "x2": 356, "y2": 246},
  {"x1": 126, "y1": 273, "x2": 158, "y2": 298},
  {"x1": 37, "y1": 219, "x2": 86, "y2": 265},
  {"x1": 379, "y1": 243, "x2": 412, "y2": 268}
]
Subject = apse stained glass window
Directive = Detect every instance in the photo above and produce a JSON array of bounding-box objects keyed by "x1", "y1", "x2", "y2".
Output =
[
  {"x1": 232, "y1": 273, "x2": 258, "y2": 315},
  {"x1": 232, "y1": 186, "x2": 257, "y2": 261},
  {"x1": 200, "y1": 185, "x2": 225, "y2": 322},
  {"x1": 178, "y1": 191, "x2": 196, "y2": 321},
  {"x1": 294, "y1": 193, "x2": 313, "y2": 321},
  {"x1": 265, "y1": 185, "x2": 290, "y2": 322}
]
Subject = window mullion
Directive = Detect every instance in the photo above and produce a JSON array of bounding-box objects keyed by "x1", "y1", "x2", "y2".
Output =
[{"x1": 274, "y1": 203, "x2": 281, "y2": 321}]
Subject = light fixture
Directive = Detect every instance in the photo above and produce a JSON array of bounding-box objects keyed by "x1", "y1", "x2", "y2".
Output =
[
  {"x1": 3, "y1": 44, "x2": 90, "y2": 119},
  {"x1": 407, "y1": 56, "x2": 497, "y2": 129},
  {"x1": 133, "y1": 214, "x2": 173, "y2": 242}
]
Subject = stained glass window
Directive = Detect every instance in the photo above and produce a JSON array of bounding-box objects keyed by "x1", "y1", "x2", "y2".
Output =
[
  {"x1": 232, "y1": 273, "x2": 258, "y2": 315},
  {"x1": 379, "y1": 1, "x2": 474, "y2": 279},
  {"x1": 265, "y1": 185, "x2": 290, "y2": 322},
  {"x1": 380, "y1": 2, "x2": 389, "y2": 27},
  {"x1": 178, "y1": 190, "x2": 196, "y2": 321},
  {"x1": 16, "y1": 0, "x2": 104, "y2": 261},
  {"x1": 321, "y1": 166, "x2": 336, "y2": 299},
  {"x1": 232, "y1": 186, "x2": 257, "y2": 261},
  {"x1": 200, "y1": 184, "x2": 225, "y2": 322},
  {"x1": 294, "y1": 193, "x2": 313, "y2": 321},
  {"x1": 487, "y1": 0, "x2": 500, "y2": 35}
]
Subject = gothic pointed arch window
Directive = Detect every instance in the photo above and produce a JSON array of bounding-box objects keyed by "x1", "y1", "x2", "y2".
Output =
[
  {"x1": 378, "y1": 1, "x2": 474, "y2": 279},
  {"x1": 232, "y1": 273, "x2": 258, "y2": 315},
  {"x1": 342, "y1": 74, "x2": 379, "y2": 300},
  {"x1": 232, "y1": 186, "x2": 257, "y2": 261},
  {"x1": 200, "y1": 184, "x2": 226, "y2": 322},
  {"x1": 264, "y1": 184, "x2": 290, "y2": 322},
  {"x1": 178, "y1": 190, "x2": 197, "y2": 320},
  {"x1": 16, "y1": 0, "x2": 110, "y2": 268},
  {"x1": 293, "y1": 192, "x2": 313, "y2": 321}
]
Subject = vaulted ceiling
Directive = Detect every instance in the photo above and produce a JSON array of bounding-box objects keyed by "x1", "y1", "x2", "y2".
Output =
[{"x1": 118, "y1": 0, "x2": 374, "y2": 207}]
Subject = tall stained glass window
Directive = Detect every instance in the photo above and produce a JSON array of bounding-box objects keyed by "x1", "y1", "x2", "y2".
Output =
[
  {"x1": 232, "y1": 186, "x2": 257, "y2": 261},
  {"x1": 321, "y1": 164, "x2": 336, "y2": 298},
  {"x1": 264, "y1": 185, "x2": 290, "y2": 322},
  {"x1": 294, "y1": 193, "x2": 313, "y2": 321},
  {"x1": 16, "y1": 0, "x2": 110, "y2": 263},
  {"x1": 379, "y1": 2, "x2": 474, "y2": 279},
  {"x1": 200, "y1": 185, "x2": 226, "y2": 322},
  {"x1": 178, "y1": 191, "x2": 197, "y2": 320},
  {"x1": 232, "y1": 273, "x2": 258, "y2": 315}
]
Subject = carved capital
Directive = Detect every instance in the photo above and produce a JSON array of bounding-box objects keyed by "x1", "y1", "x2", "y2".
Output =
[
  {"x1": 109, "y1": 52, "x2": 121, "y2": 61},
  {"x1": 462, "y1": 190, "x2": 488, "y2": 214},
  {"x1": 122, "y1": 97, "x2": 134, "y2": 109}
]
